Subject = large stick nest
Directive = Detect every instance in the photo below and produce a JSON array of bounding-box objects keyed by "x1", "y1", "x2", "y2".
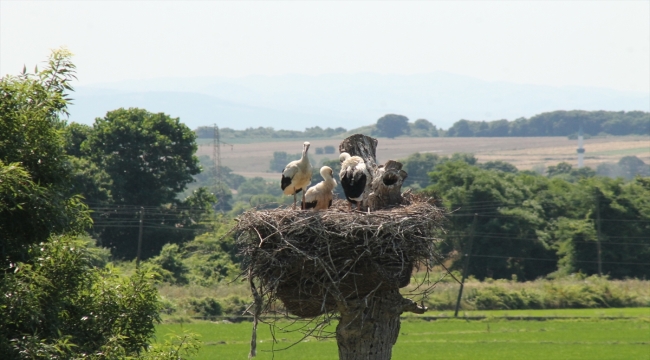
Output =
[{"x1": 236, "y1": 194, "x2": 445, "y2": 318}]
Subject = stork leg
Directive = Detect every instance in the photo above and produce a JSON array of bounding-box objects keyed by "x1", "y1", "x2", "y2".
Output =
[
  {"x1": 293, "y1": 193, "x2": 297, "y2": 209},
  {"x1": 348, "y1": 201, "x2": 352, "y2": 212},
  {"x1": 301, "y1": 191, "x2": 306, "y2": 210}
]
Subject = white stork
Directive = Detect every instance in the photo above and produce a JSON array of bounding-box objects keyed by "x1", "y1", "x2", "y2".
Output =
[
  {"x1": 339, "y1": 152, "x2": 371, "y2": 211},
  {"x1": 303, "y1": 166, "x2": 337, "y2": 210},
  {"x1": 281, "y1": 142, "x2": 313, "y2": 209}
]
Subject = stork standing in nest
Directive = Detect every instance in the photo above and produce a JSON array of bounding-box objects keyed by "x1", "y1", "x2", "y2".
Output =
[
  {"x1": 303, "y1": 166, "x2": 336, "y2": 210},
  {"x1": 339, "y1": 152, "x2": 371, "y2": 211},
  {"x1": 281, "y1": 142, "x2": 313, "y2": 209}
]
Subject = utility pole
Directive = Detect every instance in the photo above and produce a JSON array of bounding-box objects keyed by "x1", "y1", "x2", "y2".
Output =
[
  {"x1": 595, "y1": 192, "x2": 603, "y2": 276},
  {"x1": 577, "y1": 124, "x2": 585, "y2": 168},
  {"x1": 213, "y1": 124, "x2": 222, "y2": 192},
  {"x1": 136, "y1": 207, "x2": 144, "y2": 269},
  {"x1": 212, "y1": 124, "x2": 233, "y2": 201},
  {"x1": 454, "y1": 213, "x2": 477, "y2": 317}
]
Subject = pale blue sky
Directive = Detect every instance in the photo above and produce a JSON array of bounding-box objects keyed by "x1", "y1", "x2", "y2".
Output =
[{"x1": 2, "y1": 1, "x2": 649, "y2": 93}]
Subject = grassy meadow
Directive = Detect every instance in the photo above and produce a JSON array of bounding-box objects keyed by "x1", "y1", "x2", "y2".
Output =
[
  {"x1": 156, "y1": 313, "x2": 650, "y2": 360},
  {"x1": 155, "y1": 276, "x2": 650, "y2": 359}
]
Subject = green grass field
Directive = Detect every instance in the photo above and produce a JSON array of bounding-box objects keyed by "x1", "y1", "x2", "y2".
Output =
[
  {"x1": 418, "y1": 307, "x2": 650, "y2": 318},
  {"x1": 156, "y1": 309, "x2": 650, "y2": 359}
]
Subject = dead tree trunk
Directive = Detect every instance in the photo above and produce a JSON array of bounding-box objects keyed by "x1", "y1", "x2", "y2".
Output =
[
  {"x1": 336, "y1": 134, "x2": 424, "y2": 359},
  {"x1": 336, "y1": 290, "x2": 425, "y2": 360},
  {"x1": 339, "y1": 134, "x2": 408, "y2": 211}
]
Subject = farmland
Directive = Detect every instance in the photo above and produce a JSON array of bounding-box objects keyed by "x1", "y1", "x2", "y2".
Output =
[
  {"x1": 156, "y1": 311, "x2": 650, "y2": 360},
  {"x1": 196, "y1": 136, "x2": 650, "y2": 179}
]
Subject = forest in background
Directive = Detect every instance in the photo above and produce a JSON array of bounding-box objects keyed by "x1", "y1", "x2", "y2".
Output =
[{"x1": 194, "y1": 110, "x2": 650, "y2": 140}]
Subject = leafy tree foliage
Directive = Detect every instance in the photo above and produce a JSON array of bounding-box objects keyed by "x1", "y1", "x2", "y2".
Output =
[
  {"x1": 0, "y1": 49, "x2": 91, "y2": 264},
  {"x1": 479, "y1": 161, "x2": 519, "y2": 173},
  {"x1": 400, "y1": 152, "x2": 477, "y2": 189},
  {"x1": 195, "y1": 125, "x2": 346, "y2": 139},
  {"x1": 425, "y1": 161, "x2": 556, "y2": 280},
  {"x1": 269, "y1": 151, "x2": 315, "y2": 173},
  {"x1": 62, "y1": 122, "x2": 91, "y2": 157},
  {"x1": 0, "y1": 49, "x2": 181, "y2": 360},
  {"x1": 375, "y1": 114, "x2": 410, "y2": 138},
  {"x1": 597, "y1": 156, "x2": 650, "y2": 180},
  {"x1": 83, "y1": 108, "x2": 200, "y2": 206},
  {"x1": 409, "y1": 119, "x2": 439, "y2": 137},
  {"x1": 145, "y1": 220, "x2": 239, "y2": 287},
  {"x1": 0, "y1": 161, "x2": 90, "y2": 264},
  {"x1": 446, "y1": 110, "x2": 649, "y2": 137},
  {"x1": 68, "y1": 157, "x2": 113, "y2": 205},
  {"x1": 0, "y1": 237, "x2": 161, "y2": 358},
  {"x1": 424, "y1": 159, "x2": 650, "y2": 280},
  {"x1": 546, "y1": 162, "x2": 596, "y2": 182},
  {"x1": 269, "y1": 151, "x2": 301, "y2": 172},
  {"x1": 0, "y1": 49, "x2": 73, "y2": 185},
  {"x1": 66, "y1": 108, "x2": 212, "y2": 259}
]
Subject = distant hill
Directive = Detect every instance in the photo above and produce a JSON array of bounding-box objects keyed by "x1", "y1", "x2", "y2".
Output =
[{"x1": 69, "y1": 72, "x2": 650, "y2": 130}]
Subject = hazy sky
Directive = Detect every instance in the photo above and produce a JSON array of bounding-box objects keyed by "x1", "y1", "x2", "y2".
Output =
[{"x1": 2, "y1": 1, "x2": 649, "y2": 92}]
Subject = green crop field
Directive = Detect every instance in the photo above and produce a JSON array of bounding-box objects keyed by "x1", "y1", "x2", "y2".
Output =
[
  {"x1": 418, "y1": 307, "x2": 650, "y2": 318},
  {"x1": 156, "y1": 309, "x2": 650, "y2": 359}
]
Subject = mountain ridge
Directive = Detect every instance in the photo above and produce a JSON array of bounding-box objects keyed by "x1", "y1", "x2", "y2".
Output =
[{"x1": 69, "y1": 72, "x2": 650, "y2": 130}]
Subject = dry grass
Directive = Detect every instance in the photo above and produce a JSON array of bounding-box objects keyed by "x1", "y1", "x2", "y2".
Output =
[{"x1": 197, "y1": 136, "x2": 650, "y2": 176}]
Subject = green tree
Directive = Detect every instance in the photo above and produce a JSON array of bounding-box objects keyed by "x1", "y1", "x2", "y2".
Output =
[
  {"x1": 269, "y1": 151, "x2": 300, "y2": 172},
  {"x1": 0, "y1": 237, "x2": 163, "y2": 358},
  {"x1": 375, "y1": 114, "x2": 410, "y2": 138},
  {"x1": 0, "y1": 49, "x2": 181, "y2": 360},
  {"x1": 79, "y1": 108, "x2": 206, "y2": 258},
  {"x1": 445, "y1": 110, "x2": 650, "y2": 137},
  {"x1": 479, "y1": 161, "x2": 519, "y2": 173},
  {"x1": 83, "y1": 108, "x2": 200, "y2": 207},
  {"x1": 68, "y1": 157, "x2": 113, "y2": 205},
  {"x1": 0, "y1": 48, "x2": 90, "y2": 264},
  {"x1": 62, "y1": 122, "x2": 91, "y2": 157},
  {"x1": 409, "y1": 119, "x2": 439, "y2": 137},
  {"x1": 424, "y1": 161, "x2": 556, "y2": 280},
  {"x1": 546, "y1": 162, "x2": 574, "y2": 177}
]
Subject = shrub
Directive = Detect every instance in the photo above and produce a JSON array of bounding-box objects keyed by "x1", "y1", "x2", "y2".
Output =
[
  {"x1": 0, "y1": 237, "x2": 162, "y2": 358},
  {"x1": 187, "y1": 297, "x2": 223, "y2": 318},
  {"x1": 219, "y1": 295, "x2": 250, "y2": 316}
]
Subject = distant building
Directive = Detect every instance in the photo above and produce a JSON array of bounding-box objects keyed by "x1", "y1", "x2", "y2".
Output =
[{"x1": 577, "y1": 125, "x2": 585, "y2": 168}]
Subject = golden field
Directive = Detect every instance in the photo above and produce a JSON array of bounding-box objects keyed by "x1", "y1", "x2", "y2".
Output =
[{"x1": 197, "y1": 136, "x2": 650, "y2": 179}]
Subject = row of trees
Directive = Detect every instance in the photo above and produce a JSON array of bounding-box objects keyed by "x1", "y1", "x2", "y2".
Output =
[
  {"x1": 397, "y1": 154, "x2": 650, "y2": 280},
  {"x1": 195, "y1": 125, "x2": 347, "y2": 139},
  {"x1": 446, "y1": 110, "x2": 649, "y2": 137},
  {"x1": 195, "y1": 110, "x2": 649, "y2": 140}
]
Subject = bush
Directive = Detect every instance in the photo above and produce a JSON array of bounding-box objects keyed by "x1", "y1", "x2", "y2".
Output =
[
  {"x1": 219, "y1": 295, "x2": 250, "y2": 316},
  {"x1": 187, "y1": 297, "x2": 223, "y2": 318},
  {"x1": 0, "y1": 237, "x2": 162, "y2": 358}
]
